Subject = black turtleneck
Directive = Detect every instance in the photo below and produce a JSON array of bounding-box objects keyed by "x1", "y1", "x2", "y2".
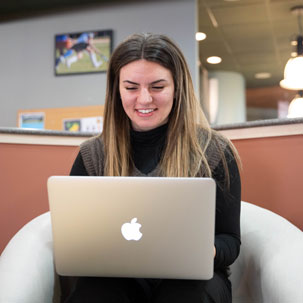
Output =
[
  {"x1": 130, "y1": 123, "x2": 168, "y2": 174},
  {"x1": 70, "y1": 124, "x2": 168, "y2": 176}
]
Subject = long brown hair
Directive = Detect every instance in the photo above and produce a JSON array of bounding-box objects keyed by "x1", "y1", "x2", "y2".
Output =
[{"x1": 102, "y1": 33, "x2": 238, "y2": 182}]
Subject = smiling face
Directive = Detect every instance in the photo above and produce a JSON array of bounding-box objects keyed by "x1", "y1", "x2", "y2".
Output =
[{"x1": 119, "y1": 59, "x2": 175, "y2": 132}]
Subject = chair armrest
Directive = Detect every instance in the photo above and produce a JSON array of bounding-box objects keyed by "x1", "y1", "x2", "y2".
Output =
[
  {"x1": 0, "y1": 212, "x2": 56, "y2": 303},
  {"x1": 231, "y1": 202, "x2": 303, "y2": 303}
]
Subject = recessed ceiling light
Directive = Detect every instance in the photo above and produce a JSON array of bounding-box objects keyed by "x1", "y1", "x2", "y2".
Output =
[
  {"x1": 196, "y1": 32, "x2": 207, "y2": 41},
  {"x1": 254, "y1": 72, "x2": 272, "y2": 79},
  {"x1": 207, "y1": 56, "x2": 222, "y2": 64},
  {"x1": 291, "y1": 40, "x2": 298, "y2": 46}
]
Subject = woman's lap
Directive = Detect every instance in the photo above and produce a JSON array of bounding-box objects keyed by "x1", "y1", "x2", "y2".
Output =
[
  {"x1": 63, "y1": 271, "x2": 231, "y2": 303},
  {"x1": 63, "y1": 277, "x2": 146, "y2": 303},
  {"x1": 152, "y1": 272, "x2": 231, "y2": 303}
]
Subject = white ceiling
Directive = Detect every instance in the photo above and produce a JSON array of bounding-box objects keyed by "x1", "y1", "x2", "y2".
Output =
[{"x1": 198, "y1": 0, "x2": 303, "y2": 88}]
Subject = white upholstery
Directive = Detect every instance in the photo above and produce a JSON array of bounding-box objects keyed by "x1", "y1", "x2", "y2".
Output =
[
  {"x1": 231, "y1": 202, "x2": 303, "y2": 303},
  {"x1": 0, "y1": 202, "x2": 302, "y2": 303},
  {"x1": 0, "y1": 213, "x2": 55, "y2": 303}
]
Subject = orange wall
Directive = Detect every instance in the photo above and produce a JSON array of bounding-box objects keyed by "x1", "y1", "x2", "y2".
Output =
[
  {"x1": 0, "y1": 133, "x2": 302, "y2": 253},
  {"x1": 0, "y1": 143, "x2": 79, "y2": 253},
  {"x1": 233, "y1": 135, "x2": 303, "y2": 230}
]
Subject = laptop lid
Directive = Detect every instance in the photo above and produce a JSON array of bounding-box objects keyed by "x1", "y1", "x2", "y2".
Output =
[{"x1": 47, "y1": 176, "x2": 216, "y2": 280}]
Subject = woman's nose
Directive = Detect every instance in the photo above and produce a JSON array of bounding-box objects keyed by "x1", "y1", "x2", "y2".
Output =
[{"x1": 137, "y1": 88, "x2": 152, "y2": 104}]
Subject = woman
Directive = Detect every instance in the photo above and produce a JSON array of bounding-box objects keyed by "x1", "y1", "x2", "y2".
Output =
[{"x1": 62, "y1": 33, "x2": 241, "y2": 303}]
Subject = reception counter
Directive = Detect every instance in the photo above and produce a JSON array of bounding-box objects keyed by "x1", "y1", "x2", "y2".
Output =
[{"x1": 0, "y1": 118, "x2": 302, "y2": 253}]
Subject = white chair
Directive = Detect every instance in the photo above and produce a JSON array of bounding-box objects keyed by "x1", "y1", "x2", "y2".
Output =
[
  {"x1": 230, "y1": 202, "x2": 303, "y2": 303},
  {"x1": 0, "y1": 202, "x2": 302, "y2": 303},
  {"x1": 0, "y1": 212, "x2": 58, "y2": 303}
]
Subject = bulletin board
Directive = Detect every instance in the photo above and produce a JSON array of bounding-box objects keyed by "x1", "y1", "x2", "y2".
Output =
[{"x1": 17, "y1": 105, "x2": 104, "y2": 132}]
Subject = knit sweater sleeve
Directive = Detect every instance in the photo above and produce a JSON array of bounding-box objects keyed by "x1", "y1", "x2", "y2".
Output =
[{"x1": 213, "y1": 146, "x2": 241, "y2": 270}]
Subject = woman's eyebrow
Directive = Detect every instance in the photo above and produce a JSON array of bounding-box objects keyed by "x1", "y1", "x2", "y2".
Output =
[
  {"x1": 150, "y1": 79, "x2": 167, "y2": 85},
  {"x1": 122, "y1": 80, "x2": 139, "y2": 85},
  {"x1": 122, "y1": 79, "x2": 167, "y2": 85}
]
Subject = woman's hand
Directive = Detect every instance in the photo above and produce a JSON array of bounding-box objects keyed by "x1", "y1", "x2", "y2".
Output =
[{"x1": 214, "y1": 246, "x2": 216, "y2": 258}]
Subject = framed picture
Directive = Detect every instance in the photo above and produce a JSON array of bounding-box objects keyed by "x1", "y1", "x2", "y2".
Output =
[
  {"x1": 19, "y1": 112, "x2": 45, "y2": 129},
  {"x1": 63, "y1": 116, "x2": 103, "y2": 132},
  {"x1": 55, "y1": 29, "x2": 113, "y2": 76}
]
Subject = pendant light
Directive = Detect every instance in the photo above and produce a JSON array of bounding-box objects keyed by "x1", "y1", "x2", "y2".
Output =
[
  {"x1": 287, "y1": 90, "x2": 303, "y2": 118},
  {"x1": 280, "y1": 6, "x2": 303, "y2": 91}
]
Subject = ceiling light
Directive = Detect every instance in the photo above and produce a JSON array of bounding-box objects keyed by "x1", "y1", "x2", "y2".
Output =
[
  {"x1": 207, "y1": 56, "x2": 222, "y2": 64},
  {"x1": 288, "y1": 91, "x2": 303, "y2": 118},
  {"x1": 280, "y1": 6, "x2": 303, "y2": 90},
  {"x1": 291, "y1": 40, "x2": 298, "y2": 46},
  {"x1": 280, "y1": 56, "x2": 303, "y2": 90},
  {"x1": 196, "y1": 32, "x2": 207, "y2": 41},
  {"x1": 255, "y1": 72, "x2": 271, "y2": 79}
]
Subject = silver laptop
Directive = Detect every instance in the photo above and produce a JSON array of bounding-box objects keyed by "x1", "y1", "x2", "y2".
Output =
[{"x1": 47, "y1": 176, "x2": 216, "y2": 280}]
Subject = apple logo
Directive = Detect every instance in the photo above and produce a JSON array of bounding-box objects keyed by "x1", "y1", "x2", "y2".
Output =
[{"x1": 121, "y1": 218, "x2": 143, "y2": 241}]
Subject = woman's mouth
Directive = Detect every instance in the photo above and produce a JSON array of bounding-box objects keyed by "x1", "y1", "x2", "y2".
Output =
[{"x1": 137, "y1": 109, "x2": 156, "y2": 114}]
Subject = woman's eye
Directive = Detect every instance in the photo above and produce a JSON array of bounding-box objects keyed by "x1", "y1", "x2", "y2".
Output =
[
  {"x1": 152, "y1": 86, "x2": 164, "y2": 90},
  {"x1": 126, "y1": 87, "x2": 137, "y2": 90}
]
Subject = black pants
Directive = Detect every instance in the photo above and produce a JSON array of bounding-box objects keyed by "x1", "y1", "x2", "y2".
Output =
[{"x1": 62, "y1": 272, "x2": 231, "y2": 303}]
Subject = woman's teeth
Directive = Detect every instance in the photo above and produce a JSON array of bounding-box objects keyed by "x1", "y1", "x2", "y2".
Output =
[{"x1": 138, "y1": 109, "x2": 155, "y2": 114}]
